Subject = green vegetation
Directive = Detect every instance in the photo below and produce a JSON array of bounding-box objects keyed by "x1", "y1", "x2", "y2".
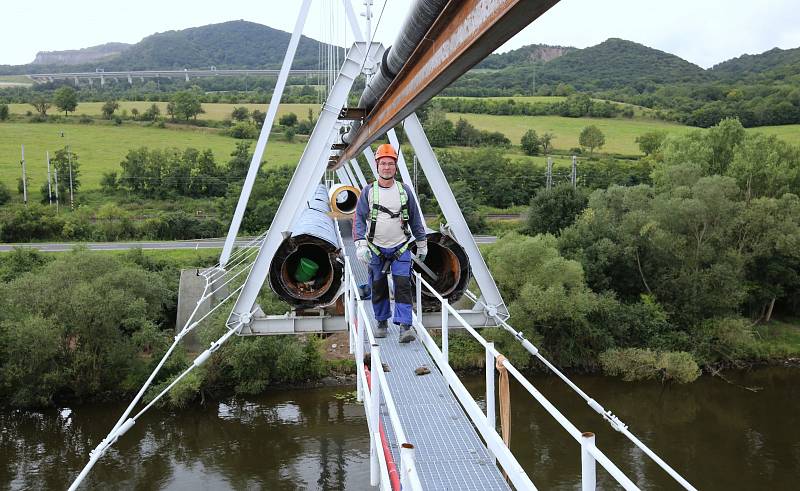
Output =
[
  {"x1": 5, "y1": 101, "x2": 316, "y2": 121},
  {"x1": 0, "y1": 248, "x2": 327, "y2": 408},
  {"x1": 0, "y1": 122, "x2": 305, "y2": 195},
  {"x1": 444, "y1": 113, "x2": 692, "y2": 155}
]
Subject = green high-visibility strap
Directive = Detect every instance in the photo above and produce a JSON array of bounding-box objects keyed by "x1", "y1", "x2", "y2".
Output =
[{"x1": 366, "y1": 181, "x2": 410, "y2": 245}]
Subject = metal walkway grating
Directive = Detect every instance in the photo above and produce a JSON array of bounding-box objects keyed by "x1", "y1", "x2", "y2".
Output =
[{"x1": 339, "y1": 220, "x2": 510, "y2": 490}]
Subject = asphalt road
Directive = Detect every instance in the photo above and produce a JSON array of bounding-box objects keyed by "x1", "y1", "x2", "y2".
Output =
[{"x1": 0, "y1": 235, "x2": 498, "y2": 252}]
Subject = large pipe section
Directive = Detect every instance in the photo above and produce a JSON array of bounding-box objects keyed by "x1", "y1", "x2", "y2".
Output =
[
  {"x1": 413, "y1": 230, "x2": 472, "y2": 310},
  {"x1": 340, "y1": 0, "x2": 449, "y2": 152},
  {"x1": 268, "y1": 184, "x2": 344, "y2": 309},
  {"x1": 329, "y1": 184, "x2": 361, "y2": 215}
]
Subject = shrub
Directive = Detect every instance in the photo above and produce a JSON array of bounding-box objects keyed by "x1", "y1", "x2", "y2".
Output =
[
  {"x1": 521, "y1": 129, "x2": 542, "y2": 156},
  {"x1": 599, "y1": 348, "x2": 700, "y2": 383},
  {"x1": 228, "y1": 122, "x2": 258, "y2": 139},
  {"x1": 279, "y1": 112, "x2": 298, "y2": 127}
]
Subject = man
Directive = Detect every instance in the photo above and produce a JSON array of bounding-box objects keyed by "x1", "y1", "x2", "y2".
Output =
[{"x1": 353, "y1": 143, "x2": 427, "y2": 343}]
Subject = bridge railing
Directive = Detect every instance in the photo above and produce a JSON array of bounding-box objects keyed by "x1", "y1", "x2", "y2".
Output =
[
  {"x1": 343, "y1": 256, "x2": 424, "y2": 491},
  {"x1": 414, "y1": 271, "x2": 675, "y2": 491}
]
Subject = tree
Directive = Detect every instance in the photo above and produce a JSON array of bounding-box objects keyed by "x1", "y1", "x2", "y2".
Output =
[
  {"x1": 53, "y1": 87, "x2": 78, "y2": 116},
  {"x1": 635, "y1": 131, "x2": 667, "y2": 156},
  {"x1": 231, "y1": 106, "x2": 250, "y2": 121},
  {"x1": 101, "y1": 100, "x2": 120, "y2": 119},
  {"x1": 227, "y1": 141, "x2": 252, "y2": 180},
  {"x1": 579, "y1": 125, "x2": 605, "y2": 156},
  {"x1": 453, "y1": 117, "x2": 481, "y2": 146},
  {"x1": 0, "y1": 103, "x2": 10, "y2": 121},
  {"x1": 526, "y1": 184, "x2": 588, "y2": 235},
  {"x1": 423, "y1": 110, "x2": 455, "y2": 147},
  {"x1": 251, "y1": 109, "x2": 265, "y2": 129},
  {"x1": 170, "y1": 91, "x2": 204, "y2": 121},
  {"x1": 284, "y1": 126, "x2": 296, "y2": 142},
  {"x1": 100, "y1": 171, "x2": 118, "y2": 192},
  {"x1": 279, "y1": 112, "x2": 297, "y2": 127},
  {"x1": 130, "y1": 108, "x2": 139, "y2": 120},
  {"x1": 30, "y1": 97, "x2": 51, "y2": 117},
  {"x1": 0, "y1": 181, "x2": 10, "y2": 205},
  {"x1": 142, "y1": 103, "x2": 161, "y2": 121},
  {"x1": 520, "y1": 129, "x2": 541, "y2": 156},
  {"x1": 540, "y1": 132, "x2": 554, "y2": 155}
]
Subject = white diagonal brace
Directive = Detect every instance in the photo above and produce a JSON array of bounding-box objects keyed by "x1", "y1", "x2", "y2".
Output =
[
  {"x1": 228, "y1": 43, "x2": 374, "y2": 324},
  {"x1": 220, "y1": 0, "x2": 312, "y2": 267},
  {"x1": 403, "y1": 112, "x2": 508, "y2": 319},
  {"x1": 363, "y1": 146, "x2": 379, "y2": 180},
  {"x1": 388, "y1": 128, "x2": 425, "y2": 221},
  {"x1": 349, "y1": 159, "x2": 368, "y2": 187}
]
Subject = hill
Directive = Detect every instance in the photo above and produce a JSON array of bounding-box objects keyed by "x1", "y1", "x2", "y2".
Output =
[
  {"x1": 476, "y1": 44, "x2": 574, "y2": 69},
  {"x1": 710, "y1": 46, "x2": 800, "y2": 83},
  {"x1": 32, "y1": 43, "x2": 132, "y2": 65},
  {"x1": 0, "y1": 20, "x2": 338, "y2": 75},
  {"x1": 448, "y1": 38, "x2": 710, "y2": 95}
]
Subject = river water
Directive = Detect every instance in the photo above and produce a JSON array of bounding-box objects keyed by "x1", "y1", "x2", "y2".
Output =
[{"x1": 1, "y1": 367, "x2": 798, "y2": 490}]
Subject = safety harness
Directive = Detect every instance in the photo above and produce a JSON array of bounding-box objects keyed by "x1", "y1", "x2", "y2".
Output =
[{"x1": 366, "y1": 181, "x2": 412, "y2": 272}]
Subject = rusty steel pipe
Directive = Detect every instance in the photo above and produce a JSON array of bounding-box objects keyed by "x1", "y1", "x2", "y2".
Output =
[{"x1": 333, "y1": 0, "x2": 560, "y2": 169}]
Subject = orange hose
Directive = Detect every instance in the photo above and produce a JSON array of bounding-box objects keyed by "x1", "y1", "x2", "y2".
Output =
[{"x1": 365, "y1": 366, "x2": 401, "y2": 491}]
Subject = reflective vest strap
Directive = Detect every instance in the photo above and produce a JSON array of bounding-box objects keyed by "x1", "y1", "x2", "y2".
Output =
[{"x1": 366, "y1": 181, "x2": 410, "y2": 244}]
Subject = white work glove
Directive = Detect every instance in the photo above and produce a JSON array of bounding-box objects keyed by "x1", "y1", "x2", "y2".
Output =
[
  {"x1": 416, "y1": 240, "x2": 428, "y2": 262},
  {"x1": 356, "y1": 240, "x2": 372, "y2": 264}
]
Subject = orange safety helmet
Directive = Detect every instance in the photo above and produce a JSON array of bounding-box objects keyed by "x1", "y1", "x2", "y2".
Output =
[{"x1": 375, "y1": 143, "x2": 398, "y2": 162}]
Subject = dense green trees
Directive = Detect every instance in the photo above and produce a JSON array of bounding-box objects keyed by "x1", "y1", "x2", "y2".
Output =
[
  {"x1": 0, "y1": 103, "x2": 8, "y2": 120},
  {"x1": 0, "y1": 250, "x2": 173, "y2": 406},
  {"x1": 118, "y1": 146, "x2": 227, "y2": 198},
  {"x1": 526, "y1": 184, "x2": 588, "y2": 235},
  {"x1": 507, "y1": 118, "x2": 800, "y2": 376}
]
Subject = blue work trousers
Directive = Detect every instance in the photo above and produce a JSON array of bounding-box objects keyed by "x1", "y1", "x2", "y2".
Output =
[{"x1": 369, "y1": 244, "x2": 413, "y2": 326}]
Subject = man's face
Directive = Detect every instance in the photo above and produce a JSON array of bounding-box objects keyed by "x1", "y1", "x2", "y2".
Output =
[{"x1": 377, "y1": 157, "x2": 397, "y2": 179}]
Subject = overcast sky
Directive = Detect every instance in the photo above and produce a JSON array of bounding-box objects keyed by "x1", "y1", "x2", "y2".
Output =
[{"x1": 2, "y1": 0, "x2": 799, "y2": 69}]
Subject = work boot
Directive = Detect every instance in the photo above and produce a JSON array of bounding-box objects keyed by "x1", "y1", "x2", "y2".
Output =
[
  {"x1": 375, "y1": 320, "x2": 388, "y2": 338},
  {"x1": 398, "y1": 324, "x2": 416, "y2": 344}
]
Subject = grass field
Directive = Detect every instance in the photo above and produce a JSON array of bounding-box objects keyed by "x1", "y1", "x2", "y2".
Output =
[
  {"x1": 8, "y1": 102, "x2": 320, "y2": 121},
  {"x1": 447, "y1": 113, "x2": 694, "y2": 155},
  {"x1": 438, "y1": 95, "x2": 567, "y2": 104},
  {"x1": 0, "y1": 75, "x2": 32, "y2": 85},
  {"x1": 0, "y1": 122, "x2": 306, "y2": 196},
  {"x1": 749, "y1": 124, "x2": 800, "y2": 146}
]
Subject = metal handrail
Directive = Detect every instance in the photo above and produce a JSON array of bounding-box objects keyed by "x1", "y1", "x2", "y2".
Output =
[
  {"x1": 461, "y1": 290, "x2": 698, "y2": 491},
  {"x1": 414, "y1": 271, "x2": 653, "y2": 491},
  {"x1": 343, "y1": 257, "x2": 423, "y2": 490}
]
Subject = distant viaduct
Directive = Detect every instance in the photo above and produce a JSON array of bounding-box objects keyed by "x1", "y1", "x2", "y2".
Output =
[{"x1": 25, "y1": 68, "x2": 330, "y2": 86}]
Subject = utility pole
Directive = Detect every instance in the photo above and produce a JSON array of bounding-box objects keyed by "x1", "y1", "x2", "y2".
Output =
[
  {"x1": 68, "y1": 145, "x2": 74, "y2": 211},
  {"x1": 20, "y1": 145, "x2": 27, "y2": 206},
  {"x1": 54, "y1": 167, "x2": 60, "y2": 214},
  {"x1": 46, "y1": 151, "x2": 53, "y2": 206},
  {"x1": 571, "y1": 155, "x2": 577, "y2": 188},
  {"x1": 546, "y1": 156, "x2": 553, "y2": 190}
]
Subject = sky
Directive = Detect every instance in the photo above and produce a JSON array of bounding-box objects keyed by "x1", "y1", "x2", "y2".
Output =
[{"x1": 1, "y1": 0, "x2": 799, "y2": 69}]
